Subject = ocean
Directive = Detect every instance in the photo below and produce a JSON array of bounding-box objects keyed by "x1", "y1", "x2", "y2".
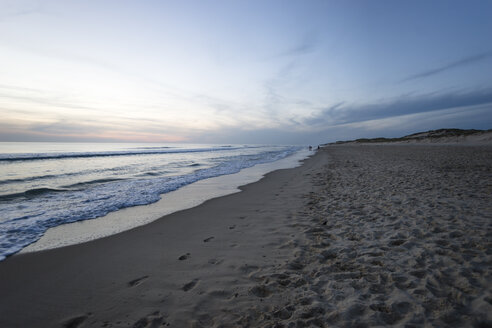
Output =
[{"x1": 0, "y1": 142, "x2": 304, "y2": 261}]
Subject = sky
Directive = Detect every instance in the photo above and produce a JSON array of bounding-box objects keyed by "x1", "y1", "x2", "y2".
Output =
[{"x1": 1, "y1": 0, "x2": 491, "y2": 145}]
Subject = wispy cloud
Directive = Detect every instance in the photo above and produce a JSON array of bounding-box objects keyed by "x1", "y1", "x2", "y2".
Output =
[
  {"x1": 260, "y1": 34, "x2": 317, "y2": 124},
  {"x1": 401, "y1": 51, "x2": 492, "y2": 82},
  {"x1": 276, "y1": 32, "x2": 318, "y2": 58},
  {"x1": 0, "y1": 90, "x2": 102, "y2": 114},
  {"x1": 344, "y1": 102, "x2": 492, "y2": 133},
  {"x1": 307, "y1": 88, "x2": 492, "y2": 128},
  {"x1": 0, "y1": 110, "x2": 192, "y2": 143},
  {"x1": 304, "y1": 102, "x2": 344, "y2": 125},
  {"x1": 0, "y1": 2, "x2": 41, "y2": 22},
  {"x1": 260, "y1": 60, "x2": 301, "y2": 125}
]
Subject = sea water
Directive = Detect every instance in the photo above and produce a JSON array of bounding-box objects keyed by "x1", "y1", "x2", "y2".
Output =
[{"x1": 0, "y1": 142, "x2": 303, "y2": 261}]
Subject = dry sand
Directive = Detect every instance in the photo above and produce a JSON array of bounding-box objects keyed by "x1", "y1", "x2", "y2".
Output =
[{"x1": 0, "y1": 145, "x2": 491, "y2": 327}]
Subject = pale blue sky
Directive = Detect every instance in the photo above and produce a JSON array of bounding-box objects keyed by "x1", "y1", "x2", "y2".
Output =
[{"x1": 1, "y1": 0, "x2": 491, "y2": 144}]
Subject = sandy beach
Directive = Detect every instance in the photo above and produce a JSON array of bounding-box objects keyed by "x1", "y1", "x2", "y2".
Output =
[{"x1": 1, "y1": 144, "x2": 491, "y2": 327}]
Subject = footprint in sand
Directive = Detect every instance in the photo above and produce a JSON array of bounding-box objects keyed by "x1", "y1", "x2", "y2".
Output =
[
  {"x1": 62, "y1": 314, "x2": 91, "y2": 328},
  {"x1": 182, "y1": 279, "x2": 199, "y2": 291},
  {"x1": 178, "y1": 253, "x2": 190, "y2": 260},
  {"x1": 133, "y1": 311, "x2": 167, "y2": 328},
  {"x1": 208, "y1": 258, "x2": 224, "y2": 265},
  {"x1": 250, "y1": 284, "x2": 272, "y2": 298},
  {"x1": 239, "y1": 264, "x2": 259, "y2": 275},
  {"x1": 127, "y1": 275, "x2": 149, "y2": 287},
  {"x1": 207, "y1": 289, "x2": 232, "y2": 299},
  {"x1": 388, "y1": 239, "x2": 406, "y2": 247}
]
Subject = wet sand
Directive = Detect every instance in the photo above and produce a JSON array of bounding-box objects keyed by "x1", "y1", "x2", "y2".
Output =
[{"x1": 0, "y1": 145, "x2": 491, "y2": 327}]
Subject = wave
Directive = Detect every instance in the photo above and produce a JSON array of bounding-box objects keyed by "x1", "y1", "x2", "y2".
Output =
[
  {"x1": 0, "y1": 163, "x2": 140, "y2": 186},
  {"x1": 0, "y1": 174, "x2": 62, "y2": 185},
  {"x1": 1, "y1": 178, "x2": 130, "y2": 201},
  {"x1": 63, "y1": 178, "x2": 124, "y2": 188},
  {"x1": 0, "y1": 146, "x2": 257, "y2": 162},
  {"x1": 136, "y1": 171, "x2": 167, "y2": 177},
  {"x1": 0, "y1": 187, "x2": 71, "y2": 202},
  {"x1": 132, "y1": 146, "x2": 174, "y2": 150}
]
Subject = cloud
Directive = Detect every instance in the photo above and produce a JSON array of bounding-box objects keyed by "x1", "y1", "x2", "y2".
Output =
[
  {"x1": 0, "y1": 1, "x2": 41, "y2": 22},
  {"x1": 401, "y1": 51, "x2": 492, "y2": 82},
  {"x1": 276, "y1": 32, "x2": 318, "y2": 58},
  {"x1": 304, "y1": 102, "x2": 344, "y2": 125},
  {"x1": 260, "y1": 36, "x2": 317, "y2": 124},
  {"x1": 341, "y1": 103, "x2": 490, "y2": 131},
  {"x1": 0, "y1": 90, "x2": 101, "y2": 114},
  {"x1": 0, "y1": 114, "x2": 190, "y2": 143},
  {"x1": 199, "y1": 100, "x2": 492, "y2": 145},
  {"x1": 308, "y1": 88, "x2": 492, "y2": 128}
]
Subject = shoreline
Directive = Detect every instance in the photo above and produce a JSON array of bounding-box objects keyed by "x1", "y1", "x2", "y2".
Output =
[
  {"x1": 1, "y1": 145, "x2": 491, "y2": 327},
  {"x1": 20, "y1": 148, "x2": 311, "y2": 254}
]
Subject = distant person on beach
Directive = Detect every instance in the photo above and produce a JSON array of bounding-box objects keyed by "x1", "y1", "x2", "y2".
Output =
[{"x1": 309, "y1": 146, "x2": 312, "y2": 151}]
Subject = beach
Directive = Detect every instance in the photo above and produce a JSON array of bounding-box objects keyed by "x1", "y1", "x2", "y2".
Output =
[{"x1": 1, "y1": 144, "x2": 491, "y2": 327}]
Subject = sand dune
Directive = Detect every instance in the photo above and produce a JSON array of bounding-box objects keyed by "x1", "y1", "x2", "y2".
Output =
[{"x1": 333, "y1": 129, "x2": 492, "y2": 145}]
